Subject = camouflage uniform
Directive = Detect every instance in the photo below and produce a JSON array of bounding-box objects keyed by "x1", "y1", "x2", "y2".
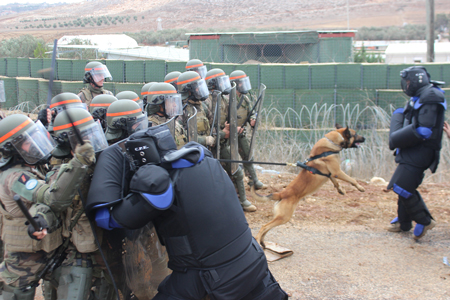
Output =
[
  {"x1": 204, "y1": 93, "x2": 256, "y2": 211},
  {"x1": 148, "y1": 113, "x2": 187, "y2": 149},
  {"x1": 180, "y1": 100, "x2": 213, "y2": 147},
  {"x1": 0, "y1": 163, "x2": 83, "y2": 290},
  {"x1": 78, "y1": 86, "x2": 114, "y2": 107},
  {"x1": 236, "y1": 94, "x2": 263, "y2": 188}
]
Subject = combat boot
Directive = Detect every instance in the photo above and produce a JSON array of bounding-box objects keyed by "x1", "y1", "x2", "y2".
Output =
[
  {"x1": 233, "y1": 168, "x2": 256, "y2": 212},
  {"x1": 387, "y1": 217, "x2": 401, "y2": 232},
  {"x1": 244, "y1": 162, "x2": 264, "y2": 190},
  {"x1": 413, "y1": 219, "x2": 436, "y2": 240}
]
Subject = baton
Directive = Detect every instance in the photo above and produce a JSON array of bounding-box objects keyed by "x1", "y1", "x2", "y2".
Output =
[{"x1": 13, "y1": 194, "x2": 42, "y2": 232}]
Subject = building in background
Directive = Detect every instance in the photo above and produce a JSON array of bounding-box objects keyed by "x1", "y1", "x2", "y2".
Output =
[
  {"x1": 385, "y1": 42, "x2": 450, "y2": 63},
  {"x1": 187, "y1": 30, "x2": 357, "y2": 64}
]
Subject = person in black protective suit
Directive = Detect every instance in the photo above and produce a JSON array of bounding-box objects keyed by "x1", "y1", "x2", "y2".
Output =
[
  {"x1": 85, "y1": 125, "x2": 288, "y2": 300},
  {"x1": 387, "y1": 66, "x2": 447, "y2": 240}
]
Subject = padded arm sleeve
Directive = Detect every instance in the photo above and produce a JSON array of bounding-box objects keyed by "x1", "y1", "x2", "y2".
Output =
[
  {"x1": 389, "y1": 123, "x2": 425, "y2": 150},
  {"x1": 29, "y1": 203, "x2": 59, "y2": 232},
  {"x1": 40, "y1": 157, "x2": 88, "y2": 213},
  {"x1": 417, "y1": 103, "x2": 440, "y2": 128}
]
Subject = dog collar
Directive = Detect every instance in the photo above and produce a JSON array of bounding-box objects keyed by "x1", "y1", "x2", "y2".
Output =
[{"x1": 325, "y1": 137, "x2": 343, "y2": 150}]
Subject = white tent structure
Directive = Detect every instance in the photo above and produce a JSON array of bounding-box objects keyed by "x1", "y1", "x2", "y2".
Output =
[
  {"x1": 57, "y1": 34, "x2": 138, "y2": 49},
  {"x1": 385, "y1": 42, "x2": 450, "y2": 63}
]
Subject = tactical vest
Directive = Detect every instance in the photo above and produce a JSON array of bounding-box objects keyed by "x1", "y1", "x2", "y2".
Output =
[
  {"x1": 0, "y1": 168, "x2": 62, "y2": 253},
  {"x1": 188, "y1": 103, "x2": 210, "y2": 136},
  {"x1": 152, "y1": 145, "x2": 251, "y2": 271}
]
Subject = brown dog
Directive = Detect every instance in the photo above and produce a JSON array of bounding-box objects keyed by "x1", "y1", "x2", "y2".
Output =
[{"x1": 251, "y1": 125, "x2": 366, "y2": 248}]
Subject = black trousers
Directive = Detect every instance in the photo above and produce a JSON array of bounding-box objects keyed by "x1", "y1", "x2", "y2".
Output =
[{"x1": 389, "y1": 163, "x2": 432, "y2": 230}]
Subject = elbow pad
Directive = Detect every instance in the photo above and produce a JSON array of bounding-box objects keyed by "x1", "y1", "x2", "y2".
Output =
[
  {"x1": 45, "y1": 158, "x2": 88, "y2": 213},
  {"x1": 389, "y1": 123, "x2": 425, "y2": 150}
]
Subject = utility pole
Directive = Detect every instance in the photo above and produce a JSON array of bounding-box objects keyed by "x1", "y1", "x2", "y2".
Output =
[{"x1": 426, "y1": 0, "x2": 434, "y2": 62}]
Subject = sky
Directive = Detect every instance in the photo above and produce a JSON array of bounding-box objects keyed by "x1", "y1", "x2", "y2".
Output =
[{"x1": 3, "y1": 0, "x2": 83, "y2": 4}]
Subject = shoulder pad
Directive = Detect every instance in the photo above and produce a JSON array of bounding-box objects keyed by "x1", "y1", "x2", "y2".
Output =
[
  {"x1": 415, "y1": 86, "x2": 446, "y2": 110},
  {"x1": 164, "y1": 142, "x2": 212, "y2": 169}
]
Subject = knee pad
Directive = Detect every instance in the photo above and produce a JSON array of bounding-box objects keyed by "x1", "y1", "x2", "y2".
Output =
[
  {"x1": 57, "y1": 266, "x2": 93, "y2": 300},
  {"x1": 232, "y1": 166, "x2": 244, "y2": 181},
  {"x1": 3, "y1": 285, "x2": 36, "y2": 300}
]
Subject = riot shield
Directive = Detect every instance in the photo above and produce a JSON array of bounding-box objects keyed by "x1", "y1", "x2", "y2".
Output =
[
  {"x1": 187, "y1": 106, "x2": 198, "y2": 142},
  {"x1": 158, "y1": 116, "x2": 176, "y2": 138},
  {"x1": 248, "y1": 83, "x2": 266, "y2": 160},
  {"x1": 229, "y1": 83, "x2": 239, "y2": 175},
  {"x1": 210, "y1": 91, "x2": 222, "y2": 158},
  {"x1": 122, "y1": 224, "x2": 171, "y2": 300}
]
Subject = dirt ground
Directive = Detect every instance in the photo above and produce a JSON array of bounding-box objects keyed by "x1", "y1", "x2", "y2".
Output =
[
  {"x1": 30, "y1": 169, "x2": 450, "y2": 300},
  {"x1": 244, "y1": 171, "x2": 450, "y2": 300}
]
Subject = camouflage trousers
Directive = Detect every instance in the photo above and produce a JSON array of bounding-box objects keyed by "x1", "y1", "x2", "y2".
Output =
[{"x1": 0, "y1": 249, "x2": 53, "y2": 289}]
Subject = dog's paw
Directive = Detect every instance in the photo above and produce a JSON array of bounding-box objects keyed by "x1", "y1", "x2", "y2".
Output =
[
  {"x1": 338, "y1": 187, "x2": 346, "y2": 195},
  {"x1": 356, "y1": 185, "x2": 365, "y2": 192}
]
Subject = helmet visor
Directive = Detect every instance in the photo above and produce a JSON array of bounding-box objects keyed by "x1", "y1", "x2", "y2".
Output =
[
  {"x1": 11, "y1": 120, "x2": 56, "y2": 164},
  {"x1": 236, "y1": 76, "x2": 252, "y2": 94},
  {"x1": 90, "y1": 64, "x2": 113, "y2": 82},
  {"x1": 54, "y1": 102, "x2": 88, "y2": 115},
  {"x1": 68, "y1": 121, "x2": 108, "y2": 153},
  {"x1": 127, "y1": 113, "x2": 149, "y2": 135},
  {"x1": 192, "y1": 65, "x2": 207, "y2": 79},
  {"x1": 164, "y1": 94, "x2": 183, "y2": 118},
  {"x1": 216, "y1": 75, "x2": 232, "y2": 95},
  {"x1": 191, "y1": 79, "x2": 210, "y2": 100}
]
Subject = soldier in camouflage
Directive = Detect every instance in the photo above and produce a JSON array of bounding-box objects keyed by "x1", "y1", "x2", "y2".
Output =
[
  {"x1": 89, "y1": 94, "x2": 118, "y2": 131},
  {"x1": 0, "y1": 114, "x2": 96, "y2": 300},
  {"x1": 177, "y1": 71, "x2": 215, "y2": 147},
  {"x1": 78, "y1": 61, "x2": 114, "y2": 107},
  {"x1": 204, "y1": 69, "x2": 257, "y2": 212},
  {"x1": 43, "y1": 108, "x2": 111, "y2": 300},
  {"x1": 230, "y1": 70, "x2": 264, "y2": 189},
  {"x1": 145, "y1": 82, "x2": 187, "y2": 149},
  {"x1": 185, "y1": 59, "x2": 207, "y2": 79}
]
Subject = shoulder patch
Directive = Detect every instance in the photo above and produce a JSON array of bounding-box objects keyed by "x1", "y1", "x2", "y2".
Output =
[
  {"x1": 18, "y1": 173, "x2": 31, "y2": 185},
  {"x1": 25, "y1": 179, "x2": 38, "y2": 190}
]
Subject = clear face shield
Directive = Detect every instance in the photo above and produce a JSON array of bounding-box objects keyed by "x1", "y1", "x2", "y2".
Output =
[
  {"x1": 236, "y1": 76, "x2": 252, "y2": 94},
  {"x1": 89, "y1": 65, "x2": 113, "y2": 83},
  {"x1": 127, "y1": 113, "x2": 149, "y2": 135},
  {"x1": 68, "y1": 121, "x2": 108, "y2": 153},
  {"x1": 11, "y1": 120, "x2": 56, "y2": 164},
  {"x1": 216, "y1": 75, "x2": 232, "y2": 95},
  {"x1": 164, "y1": 94, "x2": 183, "y2": 118},
  {"x1": 191, "y1": 65, "x2": 207, "y2": 79},
  {"x1": 190, "y1": 79, "x2": 210, "y2": 101}
]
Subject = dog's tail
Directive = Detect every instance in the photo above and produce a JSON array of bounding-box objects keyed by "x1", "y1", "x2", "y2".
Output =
[{"x1": 250, "y1": 186, "x2": 282, "y2": 202}]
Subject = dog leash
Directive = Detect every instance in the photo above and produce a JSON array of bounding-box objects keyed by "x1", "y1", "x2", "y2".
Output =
[{"x1": 218, "y1": 150, "x2": 340, "y2": 178}]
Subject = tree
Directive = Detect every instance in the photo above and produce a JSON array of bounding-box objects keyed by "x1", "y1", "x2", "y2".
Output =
[
  {"x1": 0, "y1": 35, "x2": 46, "y2": 58},
  {"x1": 33, "y1": 42, "x2": 48, "y2": 58}
]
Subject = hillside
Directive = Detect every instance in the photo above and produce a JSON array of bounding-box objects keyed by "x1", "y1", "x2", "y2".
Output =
[{"x1": 0, "y1": 0, "x2": 450, "y2": 42}]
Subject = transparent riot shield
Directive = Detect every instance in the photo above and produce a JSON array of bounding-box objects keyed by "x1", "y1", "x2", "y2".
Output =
[
  {"x1": 122, "y1": 224, "x2": 171, "y2": 300},
  {"x1": 209, "y1": 91, "x2": 222, "y2": 158},
  {"x1": 229, "y1": 83, "x2": 239, "y2": 175},
  {"x1": 187, "y1": 106, "x2": 198, "y2": 142},
  {"x1": 158, "y1": 116, "x2": 176, "y2": 138},
  {"x1": 248, "y1": 83, "x2": 266, "y2": 160}
]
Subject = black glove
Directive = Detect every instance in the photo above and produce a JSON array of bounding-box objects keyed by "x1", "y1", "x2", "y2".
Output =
[
  {"x1": 26, "y1": 215, "x2": 49, "y2": 240},
  {"x1": 37, "y1": 109, "x2": 49, "y2": 127}
]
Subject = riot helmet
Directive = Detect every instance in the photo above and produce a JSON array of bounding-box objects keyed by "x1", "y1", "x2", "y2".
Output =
[
  {"x1": 400, "y1": 66, "x2": 430, "y2": 97},
  {"x1": 164, "y1": 71, "x2": 182, "y2": 91},
  {"x1": 0, "y1": 114, "x2": 56, "y2": 165},
  {"x1": 83, "y1": 61, "x2": 112, "y2": 88},
  {"x1": 185, "y1": 59, "x2": 207, "y2": 79},
  {"x1": 146, "y1": 83, "x2": 183, "y2": 118},
  {"x1": 116, "y1": 91, "x2": 143, "y2": 110},
  {"x1": 141, "y1": 82, "x2": 157, "y2": 108},
  {"x1": 89, "y1": 94, "x2": 118, "y2": 130},
  {"x1": 230, "y1": 70, "x2": 252, "y2": 94},
  {"x1": 177, "y1": 71, "x2": 209, "y2": 102},
  {"x1": 205, "y1": 68, "x2": 232, "y2": 95},
  {"x1": 50, "y1": 93, "x2": 87, "y2": 115},
  {"x1": 105, "y1": 100, "x2": 148, "y2": 141},
  {"x1": 53, "y1": 108, "x2": 108, "y2": 157}
]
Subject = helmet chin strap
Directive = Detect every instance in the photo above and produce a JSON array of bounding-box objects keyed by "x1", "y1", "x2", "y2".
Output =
[{"x1": 90, "y1": 79, "x2": 103, "y2": 89}]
